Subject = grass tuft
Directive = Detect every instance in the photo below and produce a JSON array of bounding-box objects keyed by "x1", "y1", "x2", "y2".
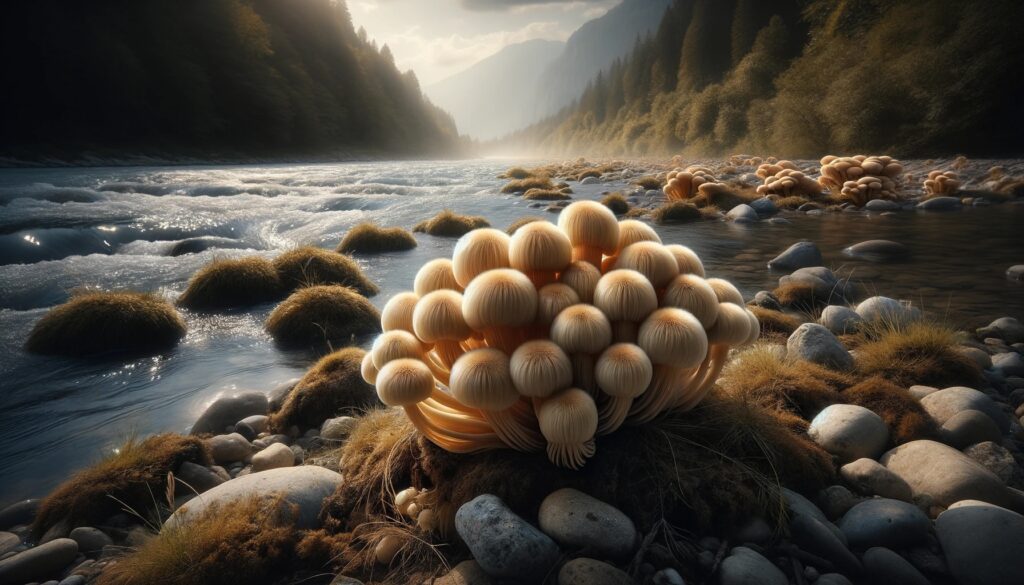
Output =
[
  {"x1": 177, "y1": 257, "x2": 282, "y2": 310},
  {"x1": 273, "y1": 246, "x2": 378, "y2": 297},
  {"x1": 841, "y1": 376, "x2": 936, "y2": 445},
  {"x1": 652, "y1": 201, "x2": 702, "y2": 224},
  {"x1": 748, "y1": 306, "x2": 805, "y2": 342},
  {"x1": 601, "y1": 192, "x2": 630, "y2": 215},
  {"x1": 336, "y1": 223, "x2": 417, "y2": 254},
  {"x1": 505, "y1": 216, "x2": 546, "y2": 235},
  {"x1": 634, "y1": 176, "x2": 663, "y2": 191},
  {"x1": 853, "y1": 321, "x2": 981, "y2": 388},
  {"x1": 412, "y1": 210, "x2": 490, "y2": 237},
  {"x1": 500, "y1": 177, "x2": 554, "y2": 194},
  {"x1": 523, "y1": 188, "x2": 571, "y2": 201},
  {"x1": 265, "y1": 285, "x2": 381, "y2": 350}
]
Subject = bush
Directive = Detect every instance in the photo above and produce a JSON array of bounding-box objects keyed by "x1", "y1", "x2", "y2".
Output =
[
  {"x1": 177, "y1": 257, "x2": 282, "y2": 310},
  {"x1": 412, "y1": 210, "x2": 489, "y2": 237},
  {"x1": 601, "y1": 192, "x2": 630, "y2": 215},
  {"x1": 273, "y1": 246, "x2": 378, "y2": 297},
  {"x1": 25, "y1": 291, "x2": 186, "y2": 357},
  {"x1": 336, "y1": 223, "x2": 417, "y2": 254},
  {"x1": 652, "y1": 201, "x2": 702, "y2": 224},
  {"x1": 265, "y1": 285, "x2": 381, "y2": 350}
]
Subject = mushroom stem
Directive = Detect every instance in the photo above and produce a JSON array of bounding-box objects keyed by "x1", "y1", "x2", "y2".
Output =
[
  {"x1": 547, "y1": 439, "x2": 596, "y2": 470},
  {"x1": 677, "y1": 344, "x2": 730, "y2": 411},
  {"x1": 480, "y1": 409, "x2": 545, "y2": 452},
  {"x1": 432, "y1": 339, "x2": 465, "y2": 370},
  {"x1": 596, "y1": 398, "x2": 632, "y2": 435},
  {"x1": 402, "y1": 404, "x2": 505, "y2": 453},
  {"x1": 419, "y1": 399, "x2": 496, "y2": 434},
  {"x1": 570, "y1": 353, "x2": 597, "y2": 395}
]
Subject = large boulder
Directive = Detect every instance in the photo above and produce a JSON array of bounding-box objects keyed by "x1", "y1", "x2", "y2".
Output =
[
  {"x1": 538, "y1": 488, "x2": 636, "y2": 560},
  {"x1": 166, "y1": 465, "x2": 341, "y2": 530},
  {"x1": 837, "y1": 498, "x2": 930, "y2": 550},
  {"x1": 768, "y1": 242, "x2": 822, "y2": 271},
  {"x1": 935, "y1": 502, "x2": 1024, "y2": 585},
  {"x1": 787, "y1": 323, "x2": 854, "y2": 370},
  {"x1": 920, "y1": 386, "x2": 1010, "y2": 433},
  {"x1": 455, "y1": 494, "x2": 560, "y2": 582},
  {"x1": 718, "y1": 547, "x2": 787, "y2": 585},
  {"x1": 809, "y1": 404, "x2": 889, "y2": 463},
  {"x1": 191, "y1": 391, "x2": 268, "y2": 435}
]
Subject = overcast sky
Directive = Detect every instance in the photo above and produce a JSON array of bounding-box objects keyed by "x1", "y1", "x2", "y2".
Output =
[{"x1": 349, "y1": 0, "x2": 619, "y2": 85}]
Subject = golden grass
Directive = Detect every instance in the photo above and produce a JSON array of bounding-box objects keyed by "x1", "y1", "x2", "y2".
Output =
[
  {"x1": 601, "y1": 192, "x2": 630, "y2": 215},
  {"x1": 336, "y1": 223, "x2": 417, "y2": 254},
  {"x1": 772, "y1": 282, "x2": 828, "y2": 312},
  {"x1": 841, "y1": 376, "x2": 936, "y2": 445},
  {"x1": 32, "y1": 434, "x2": 209, "y2": 538},
  {"x1": 748, "y1": 306, "x2": 805, "y2": 342},
  {"x1": 25, "y1": 291, "x2": 186, "y2": 356},
  {"x1": 500, "y1": 177, "x2": 554, "y2": 194},
  {"x1": 772, "y1": 195, "x2": 810, "y2": 209},
  {"x1": 273, "y1": 246, "x2": 378, "y2": 297},
  {"x1": 268, "y1": 347, "x2": 381, "y2": 433},
  {"x1": 412, "y1": 210, "x2": 490, "y2": 237},
  {"x1": 576, "y1": 169, "x2": 602, "y2": 181},
  {"x1": 691, "y1": 184, "x2": 758, "y2": 210},
  {"x1": 652, "y1": 201, "x2": 702, "y2": 224},
  {"x1": 499, "y1": 166, "x2": 536, "y2": 180},
  {"x1": 522, "y1": 188, "x2": 571, "y2": 201},
  {"x1": 853, "y1": 321, "x2": 981, "y2": 388},
  {"x1": 177, "y1": 257, "x2": 282, "y2": 310},
  {"x1": 634, "y1": 176, "x2": 663, "y2": 191},
  {"x1": 265, "y1": 285, "x2": 381, "y2": 350},
  {"x1": 505, "y1": 216, "x2": 546, "y2": 235}
]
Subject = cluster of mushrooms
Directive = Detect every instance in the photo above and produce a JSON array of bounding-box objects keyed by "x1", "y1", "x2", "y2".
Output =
[
  {"x1": 923, "y1": 170, "x2": 961, "y2": 197},
  {"x1": 360, "y1": 201, "x2": 759, "y2": 470},
  {"x1": 663, "y1": 165, "x2": 727, "y2": 202},
  {"x1": 754, "y1": 161, "x2": 822, "y2": 198},
  {"x1": 819, "y1": 155, "x2": 904, "y2": 206}
]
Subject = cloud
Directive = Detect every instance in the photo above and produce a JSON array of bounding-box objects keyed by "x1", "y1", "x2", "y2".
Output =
[{"x1": 462, "y1": 0, "x2": 606, "y2": 11}]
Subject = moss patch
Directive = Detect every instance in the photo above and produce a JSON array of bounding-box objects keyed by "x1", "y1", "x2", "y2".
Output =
[
  {"x1": 273, "y1": 246, "x2": 378, "y2": 297},
  {"x1": 412, "y1": 210, "x2": 489, "y2": 237},
  {"x1": 337, "y1": 223, "x2": 417, "y2": 254},
  {"x1": 265, "y1": 285, "x2": 381, "y2": 350},
  {"x1": 177, "y1": 257, "x2": 282, "y2": 310}
]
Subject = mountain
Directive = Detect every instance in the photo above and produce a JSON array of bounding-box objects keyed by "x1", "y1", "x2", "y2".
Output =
[
  {"x1": 505, "y1": 0, "x2": 1024, "y2": 157},
  {"x1": 0, "y1": 0, "x2": 464, "y2": 162},
  {"x1": 426, "y1": 39, "x2": 564, "y2": 141}
]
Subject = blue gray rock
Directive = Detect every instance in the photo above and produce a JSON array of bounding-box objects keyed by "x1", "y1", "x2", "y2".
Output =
[
  {"x1": 977, "y1": 317, "x2": 1024, "y2": 344},
  {"x1": 749, "y1": 197, "x2": 778, "y2": 216},
  {"x1": 726, "y1": 204, "x2": 759, "y2": 223},
  {"x1": 839, "y1": 458, "x2": 912, "y2": 501},
  {"x1": 939, "y1": 409, "x2": 1003, "y2": 449},
  {"x1": 936, "y1": 502, "x2": 1024, "y2": 585},
  {"x1": 809, "y1": 404, "x2": 889, "y2": 463},
  {"x1": 787, "y1": 323, "x2": 854, "y2": 370},
  {"x1": 0, "y1": 538, "x2": 78, "y2": 584},
  {"x1": 68, "y1": 527, "x2": 111, "y2": 556},
  {"x1": 455, "y1": 494, "x2": 559, "y2": 582},
  {"x1": 557, "y1": 558, "x2": 636, "y2": 585},
  {"x1": 768, "y1": 241, "x2": 822, "y2": 271},
  {"x1": 0, "y1": 533, "x2": 18, "y2": 557},
  {"x1": 819, "y1": 305, "x2": 863, "y2": 335},
  {"x1": 191, "y1": 391, "x2": 268, "y2": 435},
  {"x1": 538, "y1": 488, "x2": 636, "y2": 560},
  {"x1": 0, "y1": 500, "x2": 39, "y2": 531},
  {"x1": 855, "y1": 296, "x2": 918, "y2": 326},
  {"x1": 993, "y1": 352, "x2": 1024, "y2": 377},
  {"x1": 917, "y1": 196, "x2": 961, "y2": 211},
  {"x1": 863, "y1": 547, "x2": 930, "y2": 585},
  {"x1": 864, "y1": 199, "x2": 900, "y2": 211},
  {"x1": 838, "y1": 498, "x2": 930, "y2": 550},
  {"x1": 718, "y1": 546, "x2": 787, "y2": 585},
  {"x1": 789, "y1": 514, "x2": 861, "y2": 575},
  {"x1": 175, "y1": 461, "x2": 226, "y2": 494}
]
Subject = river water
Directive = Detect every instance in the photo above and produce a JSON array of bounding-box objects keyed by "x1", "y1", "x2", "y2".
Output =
[{"x1": 0, "y1": 159, "x2": 1021, "y2": 504}]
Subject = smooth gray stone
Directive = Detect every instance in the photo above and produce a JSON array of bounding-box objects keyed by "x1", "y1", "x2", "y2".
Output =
[
  {"x1": 789, "y1": 514, "x2": 861, "y2": 575},
  {"x1": 557, "y1": 558, "x2": 636, "y2": 585},
  {"x1": 175, "y1": 461, "x2": 226, "y2": 494},
  {"x1": 206, "y1": 433, "x2": 252, "y2": 464},
  {"x1": 726, "y1": 204, "x2": 760, "y2": 222},
  {"x1": 843, "y1": 240, "x2": 908, "y2": 262},
  {"x1": 455, "y1": 494, "x2": 559, "y2": 582},
  {"x1": 819, "y1": 305, "x2": 863, "y2": 335},
  {"x1": 1007, "y1": 265, "x2": 1024, "y2": 281},
  {"x1": 863, "y1": 547, "x2": 930, "y2": 585},
  {"x1": 993, "y1": 352, "x2": 1024, "y2": 377},
  {"x1": 191, "y1": 391, "x2": 268, "y2": 435},
  {"x1": 840, "y1": 458, "x2": 913, "y2": 501},
  {"x1": 67, "y1": 527, "x2": 111, "y2": 556},
  {"x1": 718, "y1": 546, "x2": 787, "y2": 585},
  {"x1": 788, "y1": 323, "x2": 854, "y2": 371},
  {"x1": 838, "y1": 498, "x2": 930, "y2": 550},
  {"x1": 749, "y1": 197, "x2": 778, "y2": 216},
  {"x1": 920, "y1": 386, "x2": 1010, "y2": 433},
  {"x1": 268, "y1": 378, "x2": 300, "y2": 412},
  {"x1": 0, "y1": 500, "x2": 39, "y2": 531},
  {"x1": 538, "y1": 488, "x2": 636, "y2": 560},
  {"x1": 936, "y1": 502, "x2": 1024, "y2": 585},
  {"x1": 855, "y1": 296, "x2": 917, "y2": 326},
  {"x1": 864, "y1": 199, "x2": 900, "y2": 211},
  {"x1": 0, "y1": 533, "x2": 18, "y2": 557},
  {"x1": 0, "y1": 538, "x2": 78, "y2": 584},
  {"x1": 768, "y1": 241, "x2": 822, "y2": 271},
  {"x1": 916, "y1": 196, "x2": 961, "y2": 211},
  {"x1": 809, "y1": 404, "x2": 889, "y2": 464}
]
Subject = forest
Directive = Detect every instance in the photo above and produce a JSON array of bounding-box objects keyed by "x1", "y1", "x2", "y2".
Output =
[
  {"x1": 0, "y1": 0, "x2": 464, "y2": 161},
  {"x1": 506, "y1": 0, "x2": 1024, "y2": 158}
]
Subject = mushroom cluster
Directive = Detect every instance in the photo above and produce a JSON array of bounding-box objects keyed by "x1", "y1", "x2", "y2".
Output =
[
  {"x1": 756, "y1": 168, "x2": 822, "y2": 198},
  {"x1": 818, "y1": 155, "x2": 904, "y2": 206},
  {"x1": 923, "y1": 170, "x2": 960, "y2": 197},
  {"x1": 663, "y1": 166, "x2": 721, "y2": 201},
  {"x1": 361, "y1": 201, "x2": 759, "y2": 469},
  {"x1": 755, "y1": 160, "x2": 798, "y2": 179},
  {"x1": 729, "y1": 154, "x2": 768, "y2": 167}
]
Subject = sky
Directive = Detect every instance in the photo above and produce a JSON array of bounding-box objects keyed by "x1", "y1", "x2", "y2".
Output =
[{"x1": 349, "y1": 0, "x2": 620, "y2": 86}]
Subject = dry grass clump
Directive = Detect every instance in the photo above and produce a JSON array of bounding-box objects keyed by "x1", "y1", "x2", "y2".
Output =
[
  {"x1": 265, "y1": 285, "x2": 381, "y2": 350},
  {"x1": 273, "y1": 246, "x2": 378, "y2": 297},
  {"x1": 853, "y1": 321, "x2": 981, "y2": 388},
  {"x1": 412, "y1": 210, "x2": 490, "y2": 237},
  {"x1": 33, "y1": 434, "x2": 209, "y2": 538},
  {"x1": 747, "y1": 306, "x2": 804, "y2": 340},
  {"x1": 601, "y1": 192, "x2": 630, "y2": 215},
  {"x1": 336, "y1": 223, "x2": 417, "y2": 254},
  {"x1": 690, "y1": 184, "x2": 758, "y2": 210},
  {"x1": 577, "y1": 169, "x2": 602, "y2": 181},
  {"x1": 95, "y1": 496, "x2": 298, "y2": 585},
  {"x1": 268, "y1": 347, "x2": 380, "y2": 433},
  {"x1": 25, "y1": 291, "x2": 187, "y2": 356},
  {"x1": 500, "y1": 177, "x2": 555, "y2": 194},
  {"x1": 772, "y1": 195, "x2": 811, "y2": 209},
  {"x1": 772, "y1": 282, "x2": 827, "y2": 312},
  {"x1": 177, "y1": 257, "x2": 282, "y2": 310},
  {"x1": 499, "y1": 166, "x2": 535, "y2": 180},
  {"x1": 651, "y1": 201, "x2": 702, "y2": 224},
  {"x1": 841, "y1": 376, "x2": 936, "y2": 445},
  {"x1": 505, "y1": 216, "x2": 546, "y2": 235},
  {"x1": 523, "y1": 188, "x2": 571, "y2": 201},
  {"x1": 634, "y1": 176, "x2": 663, "y2": 191}
]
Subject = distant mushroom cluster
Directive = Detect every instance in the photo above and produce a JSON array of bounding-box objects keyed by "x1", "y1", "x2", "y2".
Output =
[
  {"x1": 362, "y1": 201, "x2": 759, "y2": 469},
  {"x1": 756, "y1": 166, "x2": 822, "y2": 198},
  {"x1": 663, "y1": 166, "x2": 724, "y2": 201},
  {"x1": 818, "y1": 155, "x2": 904, "y2": 206},
  {"x1": 923, "y1": 170, "x2": 960, "y2": 197}
]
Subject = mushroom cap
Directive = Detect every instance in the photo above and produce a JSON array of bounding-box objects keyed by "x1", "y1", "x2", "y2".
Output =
[
  {"x1": 595, "y1": 343, "x2": 652, "y2": 399},
  {"x1": 452, "y1": 228, "x2": 511, "y2": 288},
  {"x1": 538, "y1": 388, "x2": 598, "y2": 445},
  {"x1": 614, "y1": 241, "x2": 679, "y2": 288},
  {"x1": 550, "y1": 303, "x2": 612, "y2": 354},
  {"x1": 414, "y1": 259, "x2": 461, "y2": 297},
  {"x1": 743, "y1": 308, "x2": 760, "y2": 347},
  {"x1": 462, "y1": 268, "x2": 538, "y2": 330},
  {"x1": 448, "y1": 348, "x2": 519, "y2": 411},
  {"x1": 593, "y1": 269, "x2": 658, "y2": 323},
  {"x1": 361, "y1": 350, "x2": 379, "y2": 384},
  {"x1": 413, "y1": 289, "x2": 472, "y2": 343},
  {"x1": 615, "y1": 219, "x2": 661, "y2": 252},
  {"x1": 537, "y1": 283, "x2": 581, "y2": 325},
  {"x1": 508, "y1": 221, "x2": 572, "y2": 274},
  {"x1": 371, "y1": 330, "x2": 425, "y2": 369},
  {"x1": 664, "y1": 244, "x2": 705, "y2": 277},
  {"x1": 559, "y1": 260, "x2": 601, "y2": 303},
  {"x1": 706, "y1": 277, "x2": 744, "y2": 306},
  {"x1": 376, "y1": 358, "x2": 434, "y2": 406},
  {"x1": 661, "y1": 274, "x2": 720, "y2": 329},
  {"x1": 557, "y1": 201, "x2": 619, "y2": 255},
  {"x1": 509, "y1": 340, "x2": 573, "y2": 398},
  {"x1": 637, "y1": 308, "x2": 708, "y2": 368},
  {"x1": 706, "y1": 302, "x2": 754, "y2": 346},
  {"x1": 381, "y1": 291, "x2": 419, "y2": 334}
]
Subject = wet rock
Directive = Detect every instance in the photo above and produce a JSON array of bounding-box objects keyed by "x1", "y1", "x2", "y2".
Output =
[
  {"x1": 726, "y1": 204, "x2": 759, "y2": 223},
  {"x1": 718, "y1": 546, "x2": 787, "y2": 585},
  {"x1": 233, "y1": 421, "x2": 258, "y2": 442},
  {"x1": 783, "y1": 488, "x2": 847, "y2": 544},
  {"x1": 855, "y1": 296, "x2": 918, "y2": 326},
  {"x1": 993, "y1": 352, "x2": 1024, "y2": 377},
  {"x1": 557, "y1": 558, "x2": 635, "y2": 585},
  {"x1": 1007, "y1": 265, "x2": 1024, "y2": 281},
  {"x1": 0, "y1": 500, "x2": 39, "y2": 531},
  {"x1": 175, "y1": 461, "x2": 226, "y2": 494},
  {"x1": 67, "y1": 527, "x2": 111, "y2": 557},
  {"x1": 938, "y1": 409, "x2": 1003, "y2": 449},
  {"x1": 788, "y1": 323, "x2": 854, "y2": 370},
  {"x1": 751, "y1": 291, "x2": 782, "y2": 312},
  {"x1": 206, "y1": 433, "x2": 252, "y2": 464},
  {"x1": 167, "y1": 465, "x2": 341, "y2": 530},
  {"x1": 963, "y1": 441, "x2": 1024, "y2": 487},
  {"x1": 958, "y1": 346, "x2": 993, "y2": 370},
  {"x1": 749, "y1": 198, "x2": 777, "y2": 216},
  {"x1": 320, "y1": 416, "x2": 358, "y2": 442},
  {"x1": 864, "y1": 199, "x2": 900, "y2": 211},
  {"x1": 538, "y1": 488, "x2": 635, "y2": 560},
  {"x1": 819, "y1": 305, "x2": 863, "y2": 335},
  {"x1": 817, "y1": 485, "x2": 862, "y2": 520},
  {"x1": 789, "y1": 514, "x2": 861, "y2": 575},
  {"x1": 920, "y1": 386, "x2": 1010, "y2": 433},
  {"x1": 767, "y1": 241, "x2": 822, "y2": 271},
  {"x1": 979, "y1": 317, "x2": 1024, "y2": 343},
  {"x1": 0, "y1": 538, "x2": 78, "y2": 584},
  {"x1": 191, "y1": 391, "x2": 268, "y2": 435},
  {"x1": 456, "y1": 494, "x2": 559, "y2": 582},
  {"x1": 916, "y1": 196, "x2": 961, "y2": 211},
  {"x1": 652, "y1": 568, "x2": 684, "y2": 585},
  {"x1": 237, "y1": 414, "x2": 268, "y2": 435},
  {"x1": 936, "y1": 502, "x2": 1024, "y2": 585},
  {"x1": 251, "y1": 442, "x2": 294, "y2": 472},
  {"x1": 809, "y1": 404, "x2": 889, "y2": 463},
  {"x1": 863, "y1": 547, "x2": 930, "y2": 585},
  {"x1": 838, "y1": 498, "x2": 930, "y2": 550},
  {"x1": 268, "y1": 378, "x2": 300, "y2": 412},
  {"x1": 843, "y1": 240, "x2": 908, "y2": 262},
  {"x1": 0, "y1": 533, "x2": 18, "y2": 557},
  {"x1": 840, "y1": 458, "x2": 913, "y2": 501},
  {"x1": 768, "y1": 217, "x2": 790, "y2": 224},
  {"x1": 580, "y1": 176, "x2": 599, "y2": 185}
]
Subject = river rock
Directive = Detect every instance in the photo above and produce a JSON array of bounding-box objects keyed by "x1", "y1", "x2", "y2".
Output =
[
  {"x1": 935, "y1": 502, "x2": 1024, "y2": 585},
  {"x1": 191, "y1": 391, "x2": 268, "y2": 435},
  {"x1": 838, "y1": 498, "x2": 930, "y2": 549},
  {"x1": 726, "y1": 204, "x2": 759, "y2": 223},
  {"x1": 557, "y1": 558, "x2": 635, "y2": 585},
  {"x1": 939, "y1": 409, "x2": 1003, "y2": 449},
  {"x1": 166, "y1": 465, "x2": 341, "y2": 530},
  {"x1": 920, "y1": 386, "x2": 1010, "y2": 432},
  {"x1": 251, "y1": 442, "x2": 294, "y2": 472},
  {"x1": 1007, "y1": 265, "x2": 1024, "y2": 281},
  {"x1": 455, "y1": 494, "x2": 559, "y2": 582},
  {"x1": 538, "y1": 488, "x2": 635, "y2": 560},
  {"x1": 839, "y1": 458, "x2": 912, "y2": 501},
  {"x1": 0, "y1": 533, "x2": 18, "y2": 557},
  {"x1": 917, "y1": 196, "x2": 961, "y2": 211},
  {"x1": 843, "y1": 240, "x2": 908, "y2": 262},
  {"x1": 816, "y1": 575, "x2": 853, "y2": 585},
  {"x1": 751, "y1": 291, "x2": 782, "y2": 311},
  {"x1": 268, "y1": 378, "x2": 299, "y2": 412},
  {"x1": 67, "y1": 527, "x2": 111, "y2": 556},
  {"x1": 963, "y1": 441, "x2": 1024, "y2": 487},
  {"x1": 0, "y1": 500, "x2": 39, "y2": 531},
  {"x1": 431, "y1": 560, "x2": 493, "y2": 585},
  {"x1": 865, "y1": 199, "x2": 900, "y2": 211},
  {"x1": 789, "y1": 514, "x2": 861, "y2": 575},
  {"x1": 863, "y1": 547, "x2": 930, "y2": 585},
  {"x1": 0, "y1": 538, "x2": 78, "y2": 584},
  {"x1": 908, "y1": 385, "x2": 939, "y2": 399},
  {"x1": 855, "y1": 296, "x2": 917, "y2": 326},
  {"x1": 718, "y1": 546, "x2": 787, "y2": 585},
  {"x1": 958, "y1": 346, "x2": 992, "y2": 370},
  {"x1": 206, "y1": 433, "x2": 252, "y2": 464},
  {"x1": 809, "y1": 404, "x2": 889, "y2": 463},
  {"x1": 175, "y1": 461, "x2": 225, "y2": 494},
  {"x1": 787, "y1": 323, "x2": 854, "y2": 370},
  {"x1": 880, "y1": 440, "x2": 1024, "y2": 512},
  {"x1": 580, "y1": 176, "x2": 599, "y2": 185},
  {"x1": 320, "y1": 416, "x2": 358, "y2": 442},
  {"x1": 819, "y1": 305, "x2": 863, "y2": 335},
  {"x1": 993, "y1": 352, "x2": 1024, "y2": 377},
  {"x1": 817, "y1": 485, "x2": 862, "y2": 520},
  {"x1": 749, "y1": 198, "x2": 778, "y2": 216},
  {"x1": 978, "y1": 317, "x2": 1024, "y2": 344},
  {"x1": 237, "y1": 414, "x2": 268, "y2": 435},
  {"x1": 768, "y1": 241, "x2": 822, "y2": 271},
  {"x1": 783, "y1": 488, "x2": 847, "y2": 543}
]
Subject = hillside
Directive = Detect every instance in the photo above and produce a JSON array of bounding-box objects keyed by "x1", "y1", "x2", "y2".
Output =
[
  {"x1": 425, "y1": 40, "x2": 564, "y2": 141},
  {"x1": 0, "y1": 0, "x2": 464, "y2": 162},
  {"x1": 505, "y1": 0, "x2": 1024, "y2": 158}
]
